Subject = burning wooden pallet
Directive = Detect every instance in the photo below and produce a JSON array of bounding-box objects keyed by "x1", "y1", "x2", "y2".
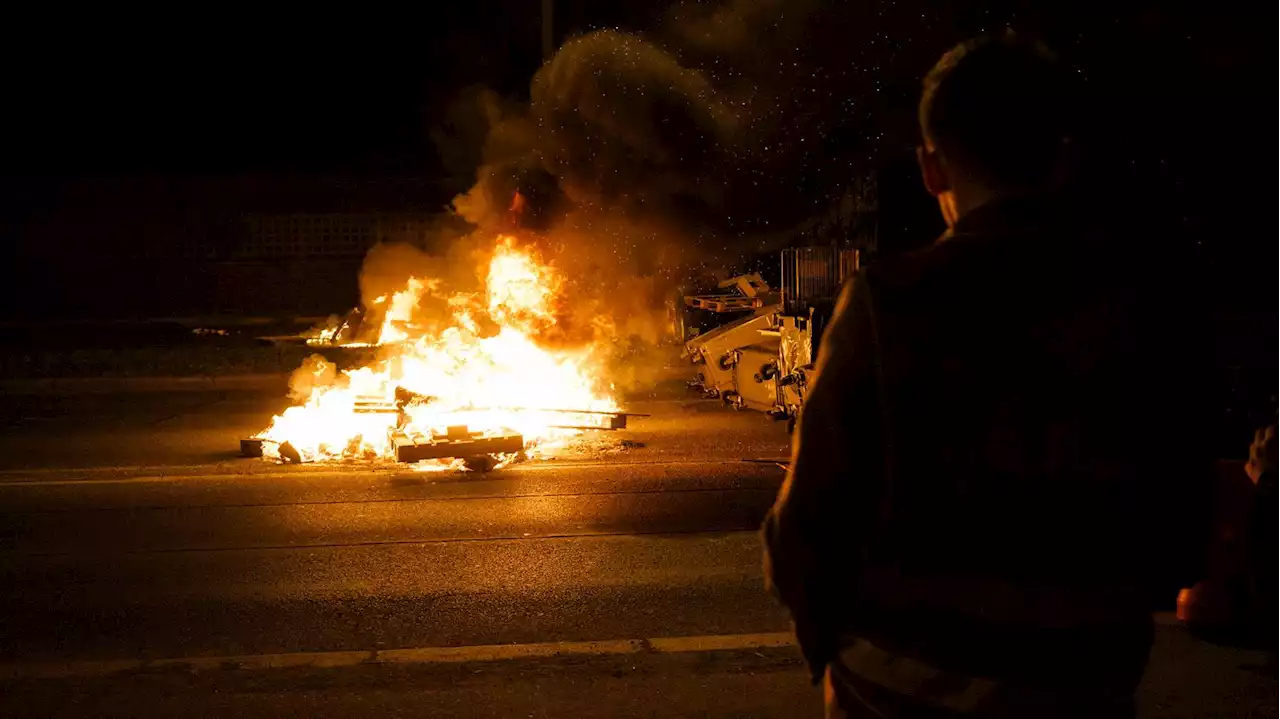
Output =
[
  {"x1": 392, "y1": 426, "x2": 525, "y2": 464},
  {"x1": 239, "y1": 429, "x2": 525, "y2": 465},
  {"x1": 240, "y1": 403, "x2": 645, "y2": 465}
]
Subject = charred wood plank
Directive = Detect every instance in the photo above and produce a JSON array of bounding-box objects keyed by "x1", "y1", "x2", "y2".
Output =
[{"x1": 392, "y1": 431, "x2": 525, "y2": 463}]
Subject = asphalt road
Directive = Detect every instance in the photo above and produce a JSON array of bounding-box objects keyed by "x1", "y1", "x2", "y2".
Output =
[
  {"x1": 0, "y1": 385, "x2": 292, "y2": 471},
  {"x1": 0, "y1": 381, "x2": 1273, "y2": 717}
]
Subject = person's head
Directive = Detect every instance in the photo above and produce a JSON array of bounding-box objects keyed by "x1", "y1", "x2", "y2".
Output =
[{"x1": 918, "y1": 31, "x2": 1073, "y2": 227}]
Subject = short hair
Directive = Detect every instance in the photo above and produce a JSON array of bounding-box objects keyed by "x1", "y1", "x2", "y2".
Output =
[{"x1": 919, "y1": 32, "x2": 1072, "y2": 189}]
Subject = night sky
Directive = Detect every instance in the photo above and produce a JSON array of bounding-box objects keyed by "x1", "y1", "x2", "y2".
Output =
[
  {"x1": 1, "y1": 2, "x2": 675, "y2": 176},
  {"x1": 1, "y1": 3, "x2": 1260, "y2": 176},
  {"x1": 4, "y1": 7, "x2": 532, "y2": 175},
  {"x1": 0, "y1": 1, "x2": 1273, "y2": 329}
]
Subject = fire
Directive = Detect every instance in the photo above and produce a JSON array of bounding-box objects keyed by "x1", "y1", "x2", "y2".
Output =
[
  {"x1": 374, "y1": 277, "x2": 439, "y2": 346},
  {"x1": 256, "y1": 236, "x2": 619, "y2": 465}
]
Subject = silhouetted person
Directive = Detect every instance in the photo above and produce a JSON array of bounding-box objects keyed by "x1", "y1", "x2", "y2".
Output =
[{"x1": 764, "y1": 32, "x2": 1213, "y2": 718}]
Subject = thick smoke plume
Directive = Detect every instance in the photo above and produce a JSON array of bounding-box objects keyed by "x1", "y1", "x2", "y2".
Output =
[
  {"x1": 358, "y1": 1, "x2": 942, "y2": 390},
  {"x1": 455, "y1": 1, "x2": 942, "y2": 239},
  {"x1": 457, "y1": 30, "x2": 737, "y2": 234}
]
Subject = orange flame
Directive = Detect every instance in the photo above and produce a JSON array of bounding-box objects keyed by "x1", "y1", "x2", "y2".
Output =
[{"x1": 256, "y1": 235, "x2": 618, "y2": 465}]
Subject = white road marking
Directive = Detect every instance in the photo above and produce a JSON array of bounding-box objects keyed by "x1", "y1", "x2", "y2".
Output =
[
  {"x1": 0, "y1": 459, "x2": 783, "y2": 488},
  {"x1": 0, "y1": 632, "x2": 797, "y2": 680}
]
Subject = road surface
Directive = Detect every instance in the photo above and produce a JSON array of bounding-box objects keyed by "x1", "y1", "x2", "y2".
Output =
[{"x1": 0, "y1": 380, "x2": 1272, "y2": 717}]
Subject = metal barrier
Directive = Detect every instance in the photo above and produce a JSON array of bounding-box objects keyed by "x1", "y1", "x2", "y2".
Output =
[{"x1": 780, "y1": 247, "x2": 860, "y2": 315}]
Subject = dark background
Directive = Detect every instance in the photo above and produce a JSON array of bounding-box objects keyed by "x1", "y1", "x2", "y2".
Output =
[
  {"x1": 0, "y1": 2, "x2": 1273, "y2": 403},
  {"x1": 2, "y1": 2, "x2": 1269, "y2": 450}
]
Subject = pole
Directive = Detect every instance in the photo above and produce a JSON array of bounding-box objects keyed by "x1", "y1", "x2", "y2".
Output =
[{"x1": 541, "y1": 0, "x2": 555, "y2": 63}]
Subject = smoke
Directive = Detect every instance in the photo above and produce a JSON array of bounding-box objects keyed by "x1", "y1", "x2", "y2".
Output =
[
  {"x1": 454, "y1": 31, "x2": 736, "y2": 241},
  {"x1": 452, "y1": 1, "x2": 943, "y2": 241},
  {"x1": 442, "y1": 27, "x2": 751, "y2": 365},
  {"x1": 355, "y1": 1, "x2": 943, "y2": 389},
  {"x1": 532, "y1": 31, "x2": 738, "y2": 216},
  {"x1": 288, "y1": 353, "x2": 339, "y2": 403},
  {"x1": 430, "y1": 85, "x2": 511, "y2": 194},
  {"x1": 360, "y1": 234, "x2": 484, "y2": 314}
]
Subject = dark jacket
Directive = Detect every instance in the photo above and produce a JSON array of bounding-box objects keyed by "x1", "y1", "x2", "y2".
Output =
[{"x1": 764, "y1": 197, "x2": 1215, "y2": 696}]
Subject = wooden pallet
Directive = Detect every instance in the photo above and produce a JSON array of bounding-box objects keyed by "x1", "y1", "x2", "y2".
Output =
[
  {"x1": 240, "y1": 438, "x2": 266, "y2": 457},
  {"x1": 392, "y1": 428, "x2": 525, "y2": 463},
  {"x1": 534, "y1": 408, "x2": 644, "y2": 430},
  {"x1": 240, "y1": 407, "x2": 642, "y2": 463},
  {"x1": 684, "y1": 294, "x2": 761, "y2": 312},
  {"x1": 239, "y1": 437, "x2": 302, "y2": 463}
]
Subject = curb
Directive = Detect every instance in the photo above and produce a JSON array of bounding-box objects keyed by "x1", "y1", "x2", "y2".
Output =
[{"x1": 0, "y1": 632, "x2": 797, "y2": 680}]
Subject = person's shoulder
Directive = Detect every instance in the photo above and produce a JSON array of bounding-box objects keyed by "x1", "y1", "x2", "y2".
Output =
[
  {"x1": 860, "y1": 238, "x2": 950, "y2": 293},
  {"x1": 861, "y1": 230, "x2": 1009, "y2": 301}
]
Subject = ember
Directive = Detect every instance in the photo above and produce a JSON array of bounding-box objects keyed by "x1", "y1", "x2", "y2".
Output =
[{"x1": 251, "y1": 235, "x2": 621, "y2": 466}]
